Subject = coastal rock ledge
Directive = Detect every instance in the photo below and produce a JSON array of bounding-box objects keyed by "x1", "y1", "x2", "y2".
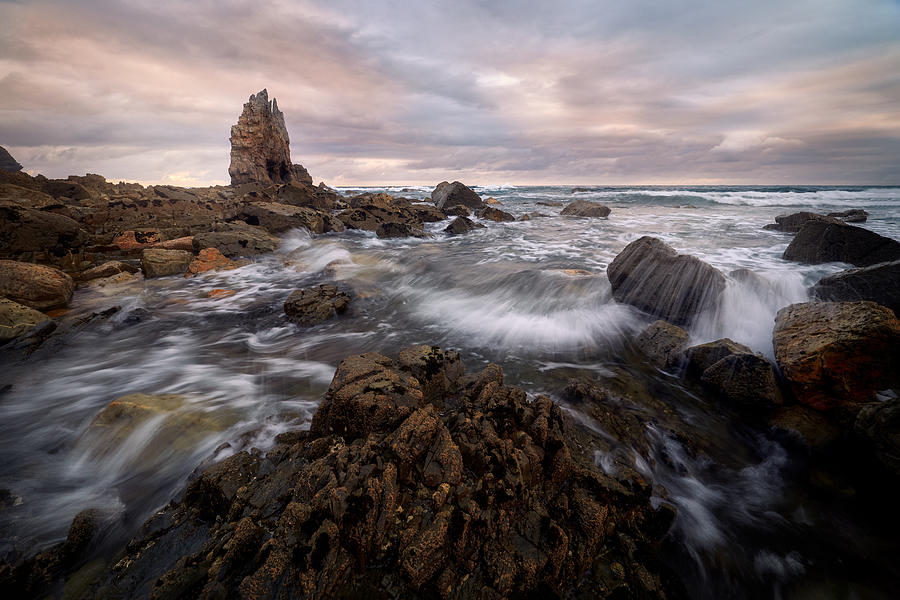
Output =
[{"x1": 7, "y1": 346, "x2": 678, "y2": 599}]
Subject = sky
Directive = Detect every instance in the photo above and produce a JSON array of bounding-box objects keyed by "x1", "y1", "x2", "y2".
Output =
[{"x1": 1, "y1": 0, "x2": 899, "y2": 186}]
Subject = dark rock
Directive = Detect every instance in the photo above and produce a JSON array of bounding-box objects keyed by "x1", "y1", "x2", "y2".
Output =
[
  {"x1": 140, "y1": 248, "x2": 193, "y2": 278},
  {"x1": 409, "y1": 203, "x2": 446, "y2": 223},
  {"x1": 560, "y1": 200, "x2": 611, "y2": 218},
  {"x1": 537, "y1": 201, "x2": 563, "y2": 207},
  {"x1": 685, "y1": 338, "x2": 753, "y2": 377},
  {"x1": 431, "y1": 181, "x2": 484, "y2": 211},
  {"x1": 78, "y1": 260, "x2": 139, "y2": 281},
  {"x1": 442, "y1": 204, "x2": 471, "y2": 217},
  {"x1": 763, "y1": 212, "x2": 840, "y2": 232},
  {"x1": 812, "y1": 260, "x2": 900, "y2": 315},
  {"x1": 783, "y1": 221, "x2": 900, "y2": 267},
  {"x1": 570, "y1": 187, "x2": 590, "y2": 193},
  {"x1": 396, "y1": 345, "x2": 464, "y2": 406},
  {"x1": 229, "y1": 89, "x2": 312, "y2": 186},
  {"x1": 192, "y1": 224, "x2": 279, "y2": 257},
  {"x1": 0, "y1": 146, "x2": 23, "y2": 172},
  {"x1": 444, "y1": 216, "x2": 485, "y2": 235},
  {"x1": 477, "y1": 206, "x2": 515, "y2": 222},
  {"x1": 338, "y1": 193, "x2": 423, "y2": 234},
  {"x1": 0, "y1": 259, "x2": 74, "y2": 310},
  {"x1": 271, "y1": 182, "x2": 336, "y2": 211},
  {"x1": 700, "y1": 352, "x2": 784, "y2": 410},
  {"x1": 854, "y1": 399, "x2": 900, "y2": 478},
  {"x1": 0, "y1": 297, "x2": 51, "y2": 344},
  {"x1": 0, "y1": 204, "x2": 89, "y2": 258},
  {"x1": 375, "y1": 221, "x2": 426, "y2": 239},
  {"x1": 773, "y1": 301, "x2": 900, "y2": 410},
  {"x1": 607, "y1": 236, "x2": 726, "y2": 326},
  {"x1": 634, "y1": 320, "x2": 689, "y2": 368},
  {"x1": 239, "y1": 202, "x2": 345, "y2": 235},
  {"x1": 827, "y1": 209, "x2": 868, "y2": 223},
  {"x1": 771, "y1": 405, "x2": 840, "y2": 450},
  {"x1": 284, "y1": 284, "x2": 350, "y2": 326}
]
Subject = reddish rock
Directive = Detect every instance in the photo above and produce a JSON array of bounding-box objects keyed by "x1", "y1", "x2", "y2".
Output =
[
  {"x1": 78, "y1": 260, "x2": 139, "y2": 282},
  {"x1": 207, "y1": 288, "x2": 237, "y2": 299},
  {"x1": 153, "y1": 236, "x2": 194, "y2": 251},
  {"x1": 185, "y1": 248, "x2": 237, "y2": 277},
  {"x1": 773, "y1": 301, "x2": 900, "y2": 410},
  {"x1": 0, "y1": 259, "x2": 74, "y2": 310},
  {"x1": 112, "y1": 230, "x2": 160, "y2": 251}
]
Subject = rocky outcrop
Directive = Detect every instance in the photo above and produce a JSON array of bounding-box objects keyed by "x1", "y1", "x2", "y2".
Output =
[
  {"x1": 634, "y1": 320, "x2": 689, "y2": 368},
  {"x1": 0, "y1": 146, "x2": 22, "y2": 172},
  {"x1": 560, "y1": 200, "x2": 611, "y2": 218},
  {"x1": 228, "y1": 89, "x2": 312, "y2": 186},
  {"x1": 192, "y1": 224, "x2": 280, "y2": 257},
  {"x1": 185, "y1": 248, "x2": 238, "y2": 277},
  {"x1": 763, "y1": 212, "x2": 841, "y2": 232},
  {"x1": 337, "y1": 193, "x2": 425, "y2": 234},
  {"x1": 140, "y1": 248, "x2": 193, "y2": 278},
  {"x1": 0, "y1": 297, "x2": 51, "y2": 344},
  {"x1": 238, "y1": 202, "x2": 345, "y2": 235},
  {"x1": 0, "y1": 260, "x2": 74, "y2": 310},
  {"x1": 0, "y1": 205, "x2": 89, "y2": 258},
  {"x1": 773, "y1": 301, "x2": 900, "y2": 410},
  {"x1": 444, "y1": 216, "x2": 485, "y2": 235},
  {"x1": 827, "y1": 209, "x2": 868, "y2": 223},
  {"x1": 431, "y1": 181, "x2": 484, "y2": 211},
  {"x1": 783, "y1": 221, "x2": 900, "y2": 267},
  {"x1": 49, "y1": 347, "x2": 674, "y2": 600},
  {"x1": 477, "y1": 206, "x2": 515, "y2": 222},
  {"x1": 607, "y1": 236, "x2": 726, "y2": 326},
  {"x1": 812, "y1": 260, "x2": 900, "y2": 315},
  {"x1": 284, "y1": 284, "x2": 351, "y2": 326},
  {"x1": 78, "y1": 261, "x2": 139, "y2": 282}
]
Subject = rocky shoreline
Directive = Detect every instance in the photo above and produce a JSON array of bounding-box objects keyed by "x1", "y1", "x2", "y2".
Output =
[{"x1": 3, "y1": 91, "x2": 900, "y2": 598}]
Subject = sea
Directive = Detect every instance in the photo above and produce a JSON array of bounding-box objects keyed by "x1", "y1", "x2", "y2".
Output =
[{"x1": 1, "y1": 184, "x2": 899, "y2": 598}]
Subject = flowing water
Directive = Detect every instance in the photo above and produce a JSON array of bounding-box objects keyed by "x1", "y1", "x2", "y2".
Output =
[{"x1": 2, "y1": 185, "x2": 899, "y2": 597}]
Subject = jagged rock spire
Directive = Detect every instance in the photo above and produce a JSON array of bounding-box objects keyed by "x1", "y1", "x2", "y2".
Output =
[
  {"x1": 0, "y1": 145, "x2": 23, "y2": 172},
  {"x1": 228, "y1": 89, "x2": 312, "y2": 186}
]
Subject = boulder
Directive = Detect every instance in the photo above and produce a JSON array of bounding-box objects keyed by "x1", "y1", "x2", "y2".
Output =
[
  {"x1": 0, "y1": 205, "x2": 89, "y2": 257},
  {"x1": 560, "y1": 200, "x2": 611, "y2": 218},
  {"x1": 185, "y1": 248, "x2": 238, "y2": 277},
  {"x1": 442, "y1": 204, "x2": 471, "y2": 217},
  {"x1": 477, "y1": 206, "x2": 516, "y2": 222},
  {"x1": 0, "y1": 146, "x2": 22, "y2": 172},
  {"x1": 431, "y1": 181, "x2": 484, "y2": 211},
  {"x1": 854, "y1": 399, "x2": 900, "y2": 478},
  {"x1": 827, "y1": 209, "x2": 868, "y2": 223},
  {"x1": 607, "y1": 236, "x2": 726, "y2": 326},
  {"x1": 192, "y1": 224, "x2": 280, "y2": 257},
  {"x1": 783, "y1": 221, "x2": 900, "y2": 267},
  {"x1": 78, "y1": 261, "x2": 139, "y2": 282},
  {"x1": 634, "y1": 320, "x2": 689, "y2": 368},
  {"x1": 0, "y1": 297, "x2": 51, "y2": 344},
  {"x1": 685, "y1": 338, "x2": 754, "y2": 377},
  {"x1": 228, "y1": 89, "x2": 312, "y2": 186},
  {"x1": 376, "y1": 221, "x2": 426, "y2": 239},
  {"x1": 283, "y1": 284, "x2": 350, "y2": 326},
  {"x1": 140, "y1": 248, "x2": 193, "y2": 278},
  {"x1": 484, "y1": 197, "x2": 501, "y2": 205},
  {"x1": 763, "y1": 212, "x2": 840, "y2": 232},
  {"x1": 410, "y1": 203, "x2": 446, "y2": 223},
  {"x1": 239, "y1": 202, "x2": 345, "y2": 234},
  {"x1": 770, "y1": 405, "x2": 841, "y2": 450},
  {"x1": 773, "y1": 301, "x2": 900, "y2": 410},
  {"x1": 811, "y1": 260, "x2": 900, "y2": 315},
  {"x1": 444, "y1": 216, "x2": 485, "y2": 235},
  {"x1": 699, "y1": 352, "x2": 783, "y2": 410},
  {"x1": 0, "y1": 259, "x2": 74, "y2": 310}
]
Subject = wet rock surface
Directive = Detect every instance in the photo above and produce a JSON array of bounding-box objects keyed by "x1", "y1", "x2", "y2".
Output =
[
  {"x1": 827, "y1": 209, "x2": 868, "y2": 223},
  {"x1": 185, "y1": 248, "x2": 238, "y2": 277},
  {"x1": 607, "y1": 236, "x2": 725, "y2": 326},
  {"x1": 812, "y1": 259, "x2": 900, "y2": 315},
  {"x1": 634, "y1": 320, "x2": 689, "y2": 369},
  {"x1": 27, "y1": 348, "x2": 675, "y2": 600},
  {"x1": 444, "y1": 216, "x2": 485, "y2": 235},
  {"x1": 476, "y1": 206, "x2": 516, "y2": 222},
  {"x1": 0, "y1": 259, "x2": 74, "y2": 310},
  {"x1": 560, "y1": 200, "x2": 611, "y2": 218},
  {"x1": 431, "y1": 181, "x2": 485, "y2": 211},
  {"x1": 783, "y1": 220, "x2": 900, "y2": 267},
  {"x1": 284, "y1": 284, "x2": 351, "y2": 326},
  {"x1": 773, "y1": 301, "x2": 900, "y2": 410},
  {"x1": 0, "y1": 297, "x2": 51, "y2": 344},
  {"x1": 763, "y1": 211, "x2": 841, "y2": 232},
  {"x1": 140, "y1": 248, "x2": 193, "y2": 278}
]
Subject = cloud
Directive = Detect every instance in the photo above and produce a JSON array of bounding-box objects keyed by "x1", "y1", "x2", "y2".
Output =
[{"x1": 1, "y1": 0, "x2": 899, "y2": 185}]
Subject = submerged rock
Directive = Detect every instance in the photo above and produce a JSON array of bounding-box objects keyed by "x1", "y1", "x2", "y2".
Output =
[
  {"x1": 284, "y1": 284, "x2": 351, "y2": 326},
  {"x1": 634, "y1": 320, "x2": 689, "y2": 368},
  {"x1": 444, "y1": 216, "x2": 485, "y2": 235},
  {"x1": 140, "y1": 248, "x2": 193, "y2": 278},
  {"x1": 827, "y1": 208, "x2": 868, "y2": 223},
  {"x1": 783, "y1": 221, "x2": 900, "y2": 267},
  {"x1": 773, "y1": 301, "x2": 900, "y2": 410},
  {"x1": 375, "y1": 221, "x2": 426, "y2": 239},
  {"x1": 560, "y1": 200, "x2": 611, "y2": 218},
  {"x1": 431, "y1": 181, "x2": 484, "y2": 211},
  {"x1": 0, "y1": 259, "x2": 74, "y2": 310},
  {"x1": 59, "y1": 348, "x2": 674, "y2": 599},
  {"x1": 0, "y1": 297, "x2": 51, "y2": 344},
  {"x1": 811, "y1": 260, "x2": 900, "y2": 315},
  {"x1": 477, "y1": 206, "x2": 515, "y2": 222},
  {"x1": 607, "y1": 236, "x2": 725, "y2": 326}
]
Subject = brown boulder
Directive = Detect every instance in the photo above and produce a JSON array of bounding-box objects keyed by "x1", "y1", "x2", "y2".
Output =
[
  {"x1": 773, "y1": 301, "x2": 900, "y2": 410},
  {"x1": 560, "y1": 200, "x2": 611, "y2": 218},
  {"x1": 284, "y1": 284, "x2": 350, "y2": 326},
  {"x1": 634, "y1": 320, "x2": 689, "y2": 368},
  {"x1": 0, "y1": 297, "x2": 51, "y2": 344},
  {"x1": 185, "y1": 248, "x2": 238, "y2": 277},
  {"x1": 431, "y1": 181, "x2": 484, "y2": 211},
  {"x1": 812, "y1": 260, "x2": 900, "y2": 316},
  {"x1": 192, "y1": 223, "x2": 279, "y2": 257},
  {"x1": 78, "y1": 260, "x2": 139, "y2": 282},
  {"x1": 477, "y1": 206, "x2": 516, "y2": 222},
  {"x1": 444, "y1": 216, "x2": 485, "y2": 235},
  {"x1": 763, "y1": 211, "x2": 840, "y2": 232},
  {"x1": 0, "y1": 259, "x2": 74, "y2": 310},
  {"x1": 783, "y1": 221, "x2": 900, "y2": 267},
  {"x1": 140, "y1": 248, "x2": 193, "y2": 278},
  {"x1": 607, "y1": 236, "x2": 725, "y2": 326}
]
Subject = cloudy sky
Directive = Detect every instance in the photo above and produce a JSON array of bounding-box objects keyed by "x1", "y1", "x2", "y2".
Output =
[{"x1": 1, "y1": 0, "x2": 899, "y2": 186}]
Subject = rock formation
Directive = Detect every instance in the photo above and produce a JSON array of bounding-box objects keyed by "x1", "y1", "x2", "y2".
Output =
[
  {"x1": 782, "y1": 220, "x2": 900, "y2": 267},
  {"x1": 431, "y1": 181, "x2": 484, "y2": 211},
  {"x1": 560, "y1": 200, "x2": 611, "y2": 218},
  {"x1": 228, "y1": 89, "x2": 313, "y2": 186},
  {"x1": 0, "y1": 146, "x2": 23, "y2": 172},
  {"x1": 812, "y1": 260, "x2": 900, "y2": 315}
]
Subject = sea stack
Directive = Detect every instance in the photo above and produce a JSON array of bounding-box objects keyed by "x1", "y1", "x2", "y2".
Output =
[
  {"x1": 0, "y1": 145, "x2": 23, "y2": 172},
  {"x1": 228, "y1": 89, "x2": 313, "y2": 186}
]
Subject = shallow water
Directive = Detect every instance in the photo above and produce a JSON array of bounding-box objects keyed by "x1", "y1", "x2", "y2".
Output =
[{"x1": 1, "y1": 185, "x2": 899, "y2": 597}]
